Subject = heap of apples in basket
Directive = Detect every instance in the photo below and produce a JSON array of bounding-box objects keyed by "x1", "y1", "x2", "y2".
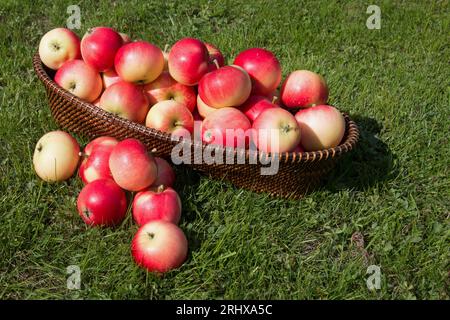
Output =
[{"x1": 34, "y1": 26, "x2": 347, "y2": 273}]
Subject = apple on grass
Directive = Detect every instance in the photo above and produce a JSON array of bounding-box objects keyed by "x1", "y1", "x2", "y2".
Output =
[
  {"x1": 240, "y1": 95, "x2": 279, "y2": 123},
  {"x1": 115, "y1": 41, "x2": 164, "y2": 84},
  {"x1": 133, "y1": 185, "x2": 181, "y2": 226},
  {"x1": 198, "y1": 65, "x2": 252, "y2": 109},
  {"x1": 252, "y1": 108, "x2": 301, "y2": 153},
  {"x1": 151, "y1": 157, "x2": 176, "y2": 188},
  {"x1": 77, "y1": 179, "x2": 127, "y2": 227},
  {"x1": 196, "y1": 95, "x2": 217, "y2": 118},
  {"x1": 295, "y1": 105, "x2": 345, "y2": 151},
  {"x1": 83, "y1": 136, "x2": 118, "y2": 156},
  {"x1": 33, "y1": 131, "x2": 80, "y2": 182},
  {"x1": 281, "y1": 70, "x2": 329, "y2": 108},
  {"x1": 144, "y1": 71, "x2": 196, "y2": 112},
  {"x1": 79, "y1": 143, "x2": 116, "y2": 184},
  {"x1": 54, "y1": 59, "x2": 102, "y2": 103},
  {"x1": 109, "y1": 138, "x2": 158, "y2": 191},
  {"x1": 145, "y1": 100, "x2": 194, "y2": 138},
  {"x1": 205, "y1": 42, "x2": 225, "y2": 72},
  {"x1": 99, "y1": 81, "x2": 149, "y2": 124},
  {"x1": 233, "y1": 48, "x2": 282, "y2": 96},
  {"x1": 131, "y1": 220, "x2": 188, "y2": 273},
  {"x1": 81, "y1": 27, "x2": 123, "y2": 72},
  {"x1": 168, "y1": 38, "x2": 209, "y2": 86},
  {"x1": 38, "y1": 27, "x2": 81, "y2": 70},
  {"x1": 201, "y1": 107, "x2": 251, "y2": 148}
]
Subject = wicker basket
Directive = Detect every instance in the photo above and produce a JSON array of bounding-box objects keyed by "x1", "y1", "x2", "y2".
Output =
[{"x1": 33, "y1": 53, "x2": 359, "y2": 199}]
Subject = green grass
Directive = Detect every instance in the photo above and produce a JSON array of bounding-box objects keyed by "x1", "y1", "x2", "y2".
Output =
[{"x1": 0, "y1": 0, "x2": 449, "y2": 299}]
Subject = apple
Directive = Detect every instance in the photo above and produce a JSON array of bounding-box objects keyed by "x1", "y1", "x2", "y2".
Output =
[
  {"x1": 79, "y1": 144, "x2": 115, "y2": 184},
  {"x1": 131, "y1": 220, "x2": 188, "y2": 273},
  {"x1": 280, "y1": 70, "x2": 329, "y2": 108},
  {"x1": 102, "y1": 68, "x2": 121, "y2": 89},
  {"x1": 115, "y1": 41, "x2": 164, "y2": 84},
  {"x1": 81, "y1": 27, "x2": 123, "y2": 72},
  {"x1": 144, "y1": 71, "x2": 196, "y2": 112},
  {"x1": 38, "y1": 28, "x2": 81, "y2": 70},
  {"x1": 119, "y1": 32, "x2": 131, "y2": 44},
  {"x1": 99, "y1": 81, "x2": 149, "y2": 123},
  {"x1": 196, "y1": 95, "x2": 217, "y2": 118},
  {"x1": 252, "y1": 108, "x2": 301, "y2": 153},
  {"x1": 54, "y1": 59, "x2": 102, "y2": 103},
  {"x1": 240, "y1": 95, "x2": 279, "y2": 123},
  {"x1": 151, "y1": 157, "x2": 176, "y2": 188},
  {"x1": 294, "y1": 105, "x2": 345, "y2": 151},
  {"x1": 198, "y1": 65, "x2": 252, "y2": 108},
  {"x1": 202, "y1": 107, "x2": 251, "y2": 148},
  {"x1": 133, "y1": 185, "x2": 181, "y2": 226},
  {"x1": 109, "y1": 138, "x2": 158, "y2": 191},
  {"x1": 205, "y1": 42, "x2": 225, "y2": 72},
  {"x1": 233, "y1": 48, "x2": 282, "y2": 96},
  {"x1": 77, "y1": 179, "x2": 127, "y2": 227},
  {"x1": 84, "y1": 136, "x2": 118, "y2": 156},
  {"x1": 292, "y1": 143, "x2": 305, "y2": 153},
  {"x1": 168, "y1": 38, "x2": 209, "y2": 86},
  {"x1": 33, "y1": 130, "x2": 80, "y2": 182},
  {"x1": 145, "y1": 100, "x2": 194, "y2": 137}
]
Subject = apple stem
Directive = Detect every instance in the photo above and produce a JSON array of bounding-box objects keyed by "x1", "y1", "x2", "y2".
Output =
[
  {"x1": 213, "y1": 59, "x2": 220, "y2": 70},
  {"x1": 271, "y1": 96, "x2": 278, "y2": 104},
  {"x1": 157, "y1": 185, "x2": 165, "y2": 193}
]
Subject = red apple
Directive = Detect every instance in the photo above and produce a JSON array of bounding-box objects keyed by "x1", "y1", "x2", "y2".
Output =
[
  {"x1": 252, "y1": 108, "x2": 301, "y2": 153},
  {"x1": 280, "y1": 70, "x2": 329, "y2": 108},
  {"x1": 79, "y1": 144, "x2": 115, "y2": 184},
  {"x1": 151, "y1": 157, "x2": 176, "y2": 188},
  {"x1": 84, "y1": 136, "x2": 118, "y2": 156},
  {"x1": 145, "y1": 100, "x2": 194, "y2": 137},
  {"x1": 102, "y1": 68, "x2": 121, "y2": 89},
  {"x1": 109, "y1": 138, "x2": 158, "y2": 191},
  {"x1": 133, "y1": 185, "x2": 181, "y2": 226},
  {"x1": 294, "y1": 105, "x2": 345, "y2": 151},
  {"x1": 196, "y1": 95, "x2": 217, "y2": 118},
  {"x1": 81, "y1": 27, "x2": 123, "y2": 72},
  {"x1": 205, "y1": 42, "x2": 225, "y2": 72},
  {"x1": 114, "y1": 41, "x2": 164, "y2": 84},
  {"x1": 168, "y1": 38, "x2": 209, "y2": 86},
  {"x1": 240, "y1": 95, "x2": 279, "y2": 123},
  {"x1": 99, "y1": 81, "x2": 149, "y2": 123},
  {"x1": 202, "y1": 107, "x2": 251, "y2": 148},
  {"x1": 233, "y1": 48, "x2": 282, "y2": 96},
  {"x1": 38, "y1": 28, "x2": 81, "y2": 70},
  {"x1": 54, "y1": 59, "x2": 102, "y2": 103},
  {"x1": 131, "y1": 221, "x2": 188, "y2": 273},
  {"x1": 198, "y1": 65, "x2": 251, "y2": 109},
  {"x1": 77, "y1": 179, "x2": 127, "y2": 227},
  {"x1": 144, "y1": 71, "x2": 196, "y2": 112}
]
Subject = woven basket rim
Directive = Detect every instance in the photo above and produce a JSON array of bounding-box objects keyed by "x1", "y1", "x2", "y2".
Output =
[{"x1": 33, "y1": 53, "x2": 359, "y2": 163}]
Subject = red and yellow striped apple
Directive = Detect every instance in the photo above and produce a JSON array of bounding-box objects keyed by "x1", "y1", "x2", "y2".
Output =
[
  {"x1": 102, "y1": 68, "x2": 121, "y2": 89},
  {"x1": 196, "y1": 95, "x2": 217, "y2": 118},
  {"x1": 38, "y1": 28, "x2": 81, "y2": 70},
  {"x1": 145, "y1": 100, "x2": 194, "y2": 137},
  {"x1": 281, "y1": 70, "x2": 329, "y2": 108},
  {"x1": 240, "y1": 95, "x2": 279, "y2": 123}
]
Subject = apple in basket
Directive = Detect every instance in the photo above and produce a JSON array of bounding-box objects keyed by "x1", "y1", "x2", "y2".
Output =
[
  {"x1": 233, "y1": 48, "x2": 282, "y2": 96},
  {"x1": 281, "y1": 70, "x2": 329, "y2": 108},
  {"x1": 54, "y1": 59, "x2": 102, "y2": 103},
  {"x1": 295, "y1": 105, "x2": 345, "y2": 151},
  {"x1": 196, "y1": 95, "x2": 217, "y2": 118},
  {"x1": 102, "y1": 68, "x2": 122, "y2": 89},
  {"x1": 168, "y1": 38, "x2": 209, "y2": 86},
  {"x1": 252, "y1": 107, "x2": 301, "y2": 153},
  {"x1": 33, "y1": 131, "x2": 80, "y2": 182},
  {"x1": 99, "y1": 81, "x2": 149, "y2": 123},
  {"x1": 201, "y1": 107, "x2": 251, "y2": 148},
  {"x1": 38, "y1": 27, "x2": 81, "y2": 70},
  {"x1": 133, "y1": 185, "x2": 182, "y2": 226},
  {"x1": 198, "y1": 65, "x2": 252, "y2": 109},
  {"x1": 144, "y1": 71, "x2": 196, "y2": 112},
  {"x1": 109, "y1": 138, "x2": 158, "y2": 191},
  {"x1": 145, "y1": 100, "x2": 194, "y2": 138},
  {"x1": 81, "y1": 27, "x2": 123, "y2": 72},
  {"x1": 114, "y1": 41, "x2": 165, "y2": 84},
  {"x1": 240, "y1": 95, "x2": 279, "y2": 123},
  {"x1": 205, "y1": 42, "x2": 225, "y2": 72},
  {"x1": 131, "y1": 220, "x2": 188, "y2": 273},
  {"x1": 77, "y1": 179, "x2": 128, "y2": 226}
]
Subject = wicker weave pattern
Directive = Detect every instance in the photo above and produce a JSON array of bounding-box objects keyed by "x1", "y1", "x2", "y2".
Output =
[{"x1": 33, "y1": 53, "x2": 359, "y2": 199}]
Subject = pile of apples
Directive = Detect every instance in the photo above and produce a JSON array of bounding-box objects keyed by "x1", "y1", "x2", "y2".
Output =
[
  {"x1": 33, "y1": 132, "x2": 187, "y2": 273},
  {"x1": 39, "y1": 26, "x2": 346, "y2": 153}
]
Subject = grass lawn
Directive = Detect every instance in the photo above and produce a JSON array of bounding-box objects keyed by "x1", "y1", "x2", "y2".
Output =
[{"x1": 0, "y1": 0, "x2": 449, "y2": 299}]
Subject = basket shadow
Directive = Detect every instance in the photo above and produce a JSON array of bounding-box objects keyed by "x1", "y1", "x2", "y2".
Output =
[{"x1": 323, "y1": 115, "x2": 396, "y2": 192}]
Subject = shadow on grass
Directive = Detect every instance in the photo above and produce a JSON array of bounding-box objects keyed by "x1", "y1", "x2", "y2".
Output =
[{"x1": 323, "y1": 115, "x2": 397, "y2": 192}]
